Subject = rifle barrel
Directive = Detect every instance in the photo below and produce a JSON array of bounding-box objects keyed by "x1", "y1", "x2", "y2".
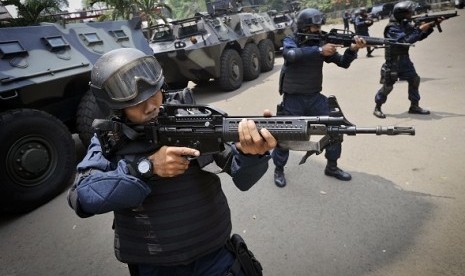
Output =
[{"x1": 327, "y1": 126, "x2": 415, "y2": 135}]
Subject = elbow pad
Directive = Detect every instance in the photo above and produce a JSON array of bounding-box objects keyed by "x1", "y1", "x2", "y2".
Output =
[
  {"x1": 283, "y1": 48, "x2": 303, "y2": 63},
  {"x1": 76, "y1": 160, "x2": 151, "y2": 214}
]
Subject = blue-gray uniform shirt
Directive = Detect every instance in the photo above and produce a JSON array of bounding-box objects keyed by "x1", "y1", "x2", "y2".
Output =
[
  {"x1": 68, "y1": 136, "x2": 271, "y2": 265},
  {"x1": 384, "y1": 19, "x2": 433, "y2": 70},
  {"x1": 69, "y1": 136, "x2": 270, "y2": 216},
  {"x1": 279, "y1": 35, "x2": 358, "y2": 95}
]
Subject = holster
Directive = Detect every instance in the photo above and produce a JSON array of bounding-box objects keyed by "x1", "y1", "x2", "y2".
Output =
[
  {"x1": 226, "y1": 234, "x2": 263, "y2": 276},
  {"x1": 380, "y1": 63, "x2": 398, "y2": 84},
  {"x1": 276, "y1": 101, "x2": 290, "y2": 116}
]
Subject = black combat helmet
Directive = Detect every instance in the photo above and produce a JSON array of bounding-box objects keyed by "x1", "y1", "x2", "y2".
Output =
[
  {"x1": 296, "y1": 8, "x2": 325, "y2": 32},
  {"x1": 90, "y1": 48, "x2": 164, "y2": 110},
  {"x1": 392, "y1": 1, "x2": 415, "y2": 21}
]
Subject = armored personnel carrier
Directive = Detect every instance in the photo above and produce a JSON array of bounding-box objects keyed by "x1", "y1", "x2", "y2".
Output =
[
  {"x1": 267, "y1": 7, "x2": 297, "y2": 51},
  {"x1": 149, "y1": 0, "x2": 294, "y2": 91},
  {"x1": 0, "y1": 16, "x2": 152, "y2": 213}
]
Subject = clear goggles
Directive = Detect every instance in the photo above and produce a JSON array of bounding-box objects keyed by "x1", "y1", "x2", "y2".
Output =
[{"x1": 93, "y1": 56, "x2": 164, "y2": 102}]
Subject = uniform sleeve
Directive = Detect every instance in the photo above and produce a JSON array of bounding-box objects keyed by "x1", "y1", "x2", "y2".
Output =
[
  {"x1": 228, "y1": 144, "x2": 271, "y2": 191},
  {"x1": 325, "y1": 47, "x2": 358, "y2": 68},
  {"x1": 282, "y1": 36, "x2": 320, "y2": 63},
  {"x1": 67, "y1": 136, "x2": 151, "y2": 217},
  {"x1": 354, "y1": 16, "x2": 365, "y2": 29},
  {"x1": 386, "y1": 24, "x2": 433, "y2": 44}
]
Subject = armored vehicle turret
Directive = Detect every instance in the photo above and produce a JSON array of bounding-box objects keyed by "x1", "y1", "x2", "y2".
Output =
[
  {"x1": 0, "y1": 15, "x2": 153, "y2": 213},
  {"x1": 149, "y1": 0, "x2": 294, "y2": 91}
]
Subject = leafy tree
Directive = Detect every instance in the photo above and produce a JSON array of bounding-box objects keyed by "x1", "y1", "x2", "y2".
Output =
[
  {"x1": 84, "y1": 0, "x2": 99, "y2": 8},
  {"x1": 95, "y1": 0, "x2": 133, "y2": 20},
  {"x1": 86, "y1": 0, "x2": 174, "y2": 38},
  {"x1": 167, "y1": 0, "x2": 205, "y2": 19},
  {"x1": 1, "y1": 0, "x2": 69, "y2": 25},
  {"x1": 134, "y1": 0, "x2": 173, "y2": 38}
]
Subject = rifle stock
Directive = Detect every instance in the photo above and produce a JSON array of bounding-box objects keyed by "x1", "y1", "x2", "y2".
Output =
[{"x1": 93, "y1": 96, "x2": 415, "y2": 164}]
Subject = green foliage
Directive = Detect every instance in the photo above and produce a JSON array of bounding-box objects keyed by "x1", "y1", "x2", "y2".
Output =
[
  {"x1": 295, "y1": 0, "x2": 334, "y2": 12},
  {"x1": 0, "y1": 0, "x2": 376, "y2": 27},
  {"x1": 167, "y1": 0, "x2": 206, "y2": 19},
  {"x1": 259, "y1": 0, "x2": 299, "y2": 13},
  {"x1": 298, "y1": 0, "x2": 373, "y2": 12},
  {"x1": 1, "y1": 0, "x2": 69, "y2": 25},
  {"x1": 86, "y1": 0, "x2": 172, "y2": 30},
  {"x1": 134, "y1": 0, "x2": 173, "y2": 37},
  {"x1": 100, "y1": 0, "x2": 133, "y2": 19}
]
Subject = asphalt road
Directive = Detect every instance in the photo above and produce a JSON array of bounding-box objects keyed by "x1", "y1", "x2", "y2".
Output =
[{"x1": 1, "y1": 10, "x2": 464, "y2": 276}]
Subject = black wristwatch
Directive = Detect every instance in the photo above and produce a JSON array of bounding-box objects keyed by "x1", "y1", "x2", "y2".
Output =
[{"x1": 136, "y1": 158, "x2": 153, "y2": 179}]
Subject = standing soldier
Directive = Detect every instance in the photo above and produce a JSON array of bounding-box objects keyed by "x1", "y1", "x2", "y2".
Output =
[
  {"x1": 343, "y1": 10, "x2": 351, "y2": 33},
  {"x1": 271, "y1": 8, "x2": 367, "y2": 187},
  {"x1": 355, "y1": 7, "x2": 374, "y2": 57},
  {"x1": 373, "y1": 0, "x2": 444, "y2": 118}
]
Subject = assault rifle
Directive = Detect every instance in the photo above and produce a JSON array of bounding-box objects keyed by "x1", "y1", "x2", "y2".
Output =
[
  {"x1": 93, "y1": 96, "x2": 415, "y2": 165},
  {"x1": 297, "y1": 29, "x2": 413, "y2": 48},
  {"x1": 412, "y1": 11, "x2": 458, "y2": 33}
]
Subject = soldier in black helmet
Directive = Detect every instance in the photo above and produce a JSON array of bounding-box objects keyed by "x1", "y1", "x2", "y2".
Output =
[
  {"x1": 342, "y1": 10, "x2": 351, "y2": 33},
  {"x1": 373, "y1": 0, "x2": 444, "y2": 118},
  {"x1": 68, "y1": 48, "x2": 277, "y2": 275},
  {"x1": 354, "y1": 7, "x2": 374, "y2": 57},
  {"x1": 271, "y1": 8, "x2": 367, "y2": 187}
]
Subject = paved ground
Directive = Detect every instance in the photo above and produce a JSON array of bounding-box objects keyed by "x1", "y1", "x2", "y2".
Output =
[{"x1": 1, "y1": 9, "x2": 464, "y2": 276}]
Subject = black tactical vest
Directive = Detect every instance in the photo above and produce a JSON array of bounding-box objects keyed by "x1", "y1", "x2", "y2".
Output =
[
  {"x1": 113, "y1": 162, "x2": 231, "y2": 265},
  {"x1": 111, "y1": 88, "x2": 231, "y2": 265},
  {"x1": 281, "y1": 45, "x2": 324, "y2": 95},
  {"x1": 384, "y1": 20, "x2": 412, "y2": 61}
]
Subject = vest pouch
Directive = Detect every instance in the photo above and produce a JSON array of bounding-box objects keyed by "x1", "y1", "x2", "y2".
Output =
[
  {"x1": 276, "y1": 102, "x2": 291, "y2": 116},
  {"x1": 227, "y1": 234, "x2": 263, "y2": 276}
]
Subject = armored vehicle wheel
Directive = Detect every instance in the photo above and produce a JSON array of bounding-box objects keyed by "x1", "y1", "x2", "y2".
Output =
[
  {"x1": 0, "y1": 109, "x2": 76, "y2": 213},
  {"x1": 77, "y1": 90, "x2": 110, "y2": 147},
  {"x1": 219, "y1": 49, "x2": 243, "y2": 91},
  {"x1": 258, "y1": 39, "x2": 275, "y2": 72},
  {"x1": 241, "y1": 43, "x2": 261, "y2": 81}
]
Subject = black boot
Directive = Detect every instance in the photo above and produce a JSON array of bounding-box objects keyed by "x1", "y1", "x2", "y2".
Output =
[
  {"x1": 274, "y1": 167, "x2": 287, "y2": 187},
  {"x1": 366, "y1": 48, "x2": 374, "y2": 57},
  {"x1": 373, "y1": 105, "x2": 386, "y2": 119},
  {"x1": 408, "y1": 103, "x2": 430, "y2": 115},
  {"x1": 325, "y1": 160, "x2": 352, "y2": 181}
]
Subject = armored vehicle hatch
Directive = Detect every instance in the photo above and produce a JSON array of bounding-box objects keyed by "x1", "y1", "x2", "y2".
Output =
[{"x1": 267, "y1": 9, "x2": 297, "y2": 51}]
